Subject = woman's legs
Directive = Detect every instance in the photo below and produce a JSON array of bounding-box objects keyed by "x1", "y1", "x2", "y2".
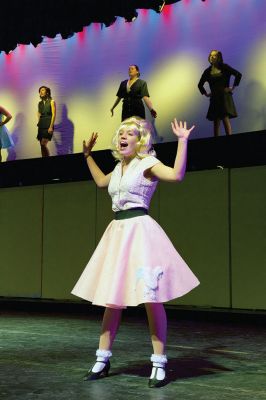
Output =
[
  {"x1": 99, "y1": 307, "x2": 123, "y2": 350},
  {"x1": 222, "y1": 116, "x2": 232, "y2": 135},
  {"x1": 40, "y1": 138, "x2": 50, "y2": 157},
  {"x1": 145, "y1": 303, "x2": 167, "y2": 354},
  {"x1": 85, "y1": 307, "x2": 122, "y2": 378},
  {"x1": 213, "y1": 119, "x2": 221, "y2": 137},
  {"x1": 99, "y1": 303, "x2": 167, "y2": 354},
  {"x1": 86, "y1": 304, "x2": 168, "y2": 384},
  {"x1": 145, "y1": 303, "x2": 168, "y2": 386}
]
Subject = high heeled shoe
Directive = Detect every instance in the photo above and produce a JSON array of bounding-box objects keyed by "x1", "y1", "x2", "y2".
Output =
[
  {"x1": 148, "y1": 367, "x2": 167, "y2": 388},
  {"x1": 83, "y1": 360, "x2": 111, "y2": 381}
]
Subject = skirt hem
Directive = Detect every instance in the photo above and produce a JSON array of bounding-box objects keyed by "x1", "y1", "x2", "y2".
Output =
[{"x1": 71, "y1": 280, "x2": 200, "y2": 309}]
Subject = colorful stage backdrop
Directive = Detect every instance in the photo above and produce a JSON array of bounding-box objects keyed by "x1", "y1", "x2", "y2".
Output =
[{"x1": 0, "y1": 0, "x2": 265, "y2": 160}]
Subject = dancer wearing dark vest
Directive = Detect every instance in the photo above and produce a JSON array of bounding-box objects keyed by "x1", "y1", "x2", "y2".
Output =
[{"x1": 37, "y1": 86, "x2": 56, "y2": 157}]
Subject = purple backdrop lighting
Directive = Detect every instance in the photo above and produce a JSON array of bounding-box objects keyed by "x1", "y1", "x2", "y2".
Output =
[{"x1": 0, "y1": 0, "x2": 265, "y2": 160}]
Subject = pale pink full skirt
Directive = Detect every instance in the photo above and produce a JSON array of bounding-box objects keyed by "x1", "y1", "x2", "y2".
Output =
[{"x1": 71, "y1": 215, "x2": 200, "y2": 308}]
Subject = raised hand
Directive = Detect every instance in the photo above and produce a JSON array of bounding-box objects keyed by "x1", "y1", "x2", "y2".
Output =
[
  {"x1": 171, "y1": 119, "x2": 195, "y2": 141},
  {"x1": 83, "y1": 132, "x2": 98, "y2": 158}
]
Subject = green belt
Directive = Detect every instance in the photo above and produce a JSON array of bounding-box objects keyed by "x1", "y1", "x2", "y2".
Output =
[{"x1": 114, "y1": 207, "x2": 148, "y2": 220}]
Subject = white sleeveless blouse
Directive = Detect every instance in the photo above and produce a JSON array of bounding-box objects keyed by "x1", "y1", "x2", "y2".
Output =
[{"x1": 108, "y1": 156, "x2": 161, "y2": 212}]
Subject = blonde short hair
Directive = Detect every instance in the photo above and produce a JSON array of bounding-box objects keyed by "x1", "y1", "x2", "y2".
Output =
[{"x1": 111, "y1": 116, "x2": 156, "y2": 161}]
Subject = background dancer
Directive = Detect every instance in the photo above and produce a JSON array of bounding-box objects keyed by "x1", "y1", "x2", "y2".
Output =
[
  {"x1": 72, "y1": 116, "x2": 199, "y2": 388},
  {"x1": 37, "y1": 86, "x2": 56, "y2": 157},
  {"x1": 0, "y1": 105, "x2": 13, "y2": 162},
  {"x1": 110, "y1": 65, "x2": 157, "y2": 121},
  {"x1": 198, "y1": 50, "x2": 242, "y2": 136}
]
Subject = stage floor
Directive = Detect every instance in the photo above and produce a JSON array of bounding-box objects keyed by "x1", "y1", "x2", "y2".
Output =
[{"x1": 0, "y1": 311, "x2": 265, "y2": 400}]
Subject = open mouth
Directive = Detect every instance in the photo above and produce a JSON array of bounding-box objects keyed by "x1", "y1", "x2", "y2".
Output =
[{"x1": 120, "y1": 142, "x2": 128, "y2": 149}]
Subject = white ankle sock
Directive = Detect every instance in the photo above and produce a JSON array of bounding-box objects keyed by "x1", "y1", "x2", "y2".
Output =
[
  {"x1": 150, "y1": 354, "x2": 167, "y2": 380},
  {"x1": 91, "y1": 349, "x2": 112, "y2": 373}
]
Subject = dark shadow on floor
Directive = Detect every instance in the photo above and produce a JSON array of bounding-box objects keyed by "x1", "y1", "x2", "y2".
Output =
[{"x1": 112, "y1": 356, "x2": 233, "y2": 384}]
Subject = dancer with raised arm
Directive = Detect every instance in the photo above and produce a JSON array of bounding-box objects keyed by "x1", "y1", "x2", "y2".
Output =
[{"x1": 72, "y1": 117, "x2": 199, "y2": 388}]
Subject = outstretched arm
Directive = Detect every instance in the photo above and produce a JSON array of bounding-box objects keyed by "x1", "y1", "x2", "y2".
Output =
[
  {"x1": 143, "y1": 96, "x2": 157, "y2": 118},
  {"x1": 84, "y1": 133, "x2": 112, "y2": 188},
  {"x1": 150, "y1": 120, "x2": 195, "y2": 182},
  {"x1": 110, "y1": 97, "x2": 121, "y2": 117}
]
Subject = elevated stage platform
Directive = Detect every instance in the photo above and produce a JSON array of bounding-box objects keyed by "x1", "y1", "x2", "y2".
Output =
[{"x1": 0, "y1": 130, "x2": 265, "y2": 188}]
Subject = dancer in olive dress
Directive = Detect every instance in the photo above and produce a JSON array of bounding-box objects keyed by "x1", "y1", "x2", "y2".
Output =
[{"x1": 37, "y1": 86, "x2": 56, "y2": 157}]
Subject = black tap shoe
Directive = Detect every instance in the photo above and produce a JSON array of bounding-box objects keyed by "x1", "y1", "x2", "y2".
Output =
[
  {"x1": 148, "y1": 367, "x2": 167, "y2": 388},
  {"x1": 83, "y1": 360, "x2": 111, "y2": 381}
]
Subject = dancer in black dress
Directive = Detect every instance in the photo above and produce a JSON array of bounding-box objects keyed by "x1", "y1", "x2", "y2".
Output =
[
  {"x1": 198, "y1": 50, "x2": 242, "y2": 136},
  {"x1": 110, "y1": 65, "x2": 157, "y2": 121},
  {"x1": 37, "y1": 86, "x2": 56, "y2": 157}
]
